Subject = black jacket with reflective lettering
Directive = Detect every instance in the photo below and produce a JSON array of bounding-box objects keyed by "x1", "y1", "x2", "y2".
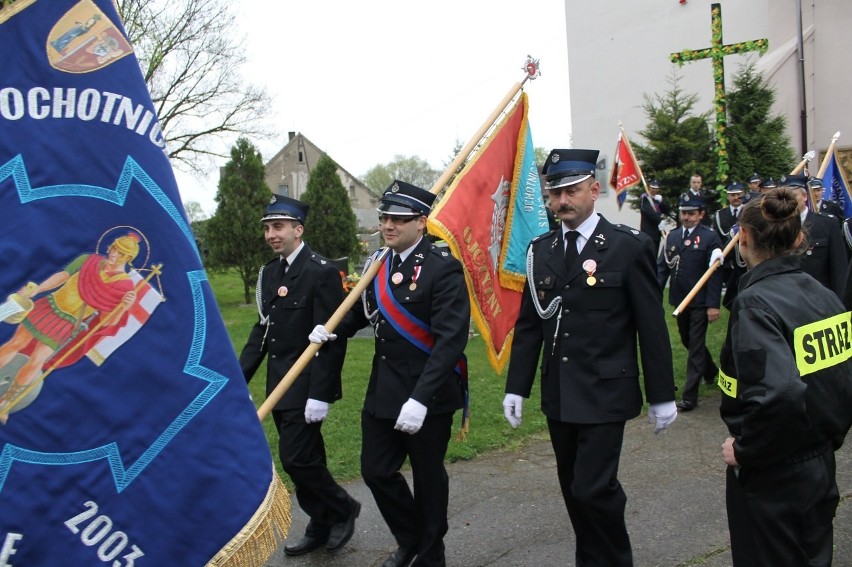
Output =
[{"x1": 719, "y1": 255, "x2": 852, "y2": 468}]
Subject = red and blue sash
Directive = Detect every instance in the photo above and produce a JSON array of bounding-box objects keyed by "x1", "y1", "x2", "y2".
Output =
[{"x1": 374, "y1": 256, "x2": 470, "y2": 435}]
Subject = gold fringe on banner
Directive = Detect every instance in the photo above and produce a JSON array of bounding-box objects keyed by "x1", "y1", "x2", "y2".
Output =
[{"x1": 206, "y1": 469, "x2": 292, "y2": 567}]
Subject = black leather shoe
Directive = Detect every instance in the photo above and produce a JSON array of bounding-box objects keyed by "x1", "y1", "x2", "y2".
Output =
[
  {"x1": 326, "y1": 499, "x2": 361, "y2": 553},
  {"x1": 381, "y1": 546, "x2": 416, "y2": 567},
  {"x1": 284, "y1": 533, "x2": 328, "y2": 556},
  {"x1": 676, "y1": 401, "x2": 697, "y2": 412}
]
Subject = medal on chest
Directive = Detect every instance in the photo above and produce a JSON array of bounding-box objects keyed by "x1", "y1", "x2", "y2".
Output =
[
  {"x1": 583, "y1": 259, "x2": 597, "y2": 286},
  {"x1": 409, "y1": 265, "x2": 421, "y2": 291},
  {"x1": 277, "y1": 285, "x2": 288, "y2": 297}
]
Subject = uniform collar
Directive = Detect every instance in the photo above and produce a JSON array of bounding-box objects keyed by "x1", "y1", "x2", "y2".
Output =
[
  {"x1": 561, "y1": 212, "x2": 600, "y2": 249},
  {"x1": 282, "y1": 241, "x2": 305, "y2": 266}
]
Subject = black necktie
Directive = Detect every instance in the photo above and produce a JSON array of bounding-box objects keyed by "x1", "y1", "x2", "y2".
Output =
[
  {"x1": 564, "y1": 231, "x2": 580, "y2": 270},
  {"x1": 389, "y1": 254, "x2": 402, "y2": 282},
  {"x1": 682, "y1": 229, "x2": 689, "y2": 242},
  {"x1": 732, "y1": 208, "x2": 739, "y2": 219},
  {"x1": 279, "y1": 258, "x2": 288, "y2": 280}
]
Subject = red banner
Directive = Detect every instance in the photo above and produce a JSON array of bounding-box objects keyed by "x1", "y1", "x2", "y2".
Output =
[
  {"x1": 610, "y1": 132, "x2": 641, "y2": 210},
  {"x1": 428, "y1": 94, "x2": 533, "y2": 373}
]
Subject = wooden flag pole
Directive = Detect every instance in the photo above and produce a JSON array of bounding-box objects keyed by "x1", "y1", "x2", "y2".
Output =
[
  {"x1": 256, "y1": 248, "x2": 389, "y2": 420},
  {"x1": 816, "y1": 132, "x2": 841, "y2": 178},
  {"x1": 257, "y1": 57, "x2": 542, "y2": 421},
  {"x1": 672, "y1": 235, "x2": 737, "y2": 316},
  {"x1": 671, "y1": 152, "x2": 814, "y2": 316}
]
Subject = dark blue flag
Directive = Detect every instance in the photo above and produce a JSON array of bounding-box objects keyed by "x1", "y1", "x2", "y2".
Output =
[
  {"x1": 0, "y1": 1, "x2": 290, "y2": 565},
  {"x1": 822, "y1": 149, "x2": 852, "y2": 218}
]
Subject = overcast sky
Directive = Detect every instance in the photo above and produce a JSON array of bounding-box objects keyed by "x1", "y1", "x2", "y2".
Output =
[{"x1": 175, "y1": 1, "x2": 572, "y2": 214}]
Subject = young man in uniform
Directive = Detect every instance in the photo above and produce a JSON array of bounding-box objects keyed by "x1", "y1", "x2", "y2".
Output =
[
  {"x1": 310, "y1": 181, "x2": 470, "y2": 567},
  {"x1": 240, "y1": 196, "x2": 360, "y2": 557}
]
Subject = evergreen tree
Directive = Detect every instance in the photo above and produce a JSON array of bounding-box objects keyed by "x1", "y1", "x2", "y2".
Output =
[
  {"x1": 726, "y1": 63, "x2": 796, "y2": 184},
  {"x1": 302, "y1": 155, "x2": 359, "y2": 261},
  {"x1": 204, "y1": 137, "x2": 270, "y2": 303},
  {"x1": 630, "y1": 74, "x2": 716, "y2": 215}
]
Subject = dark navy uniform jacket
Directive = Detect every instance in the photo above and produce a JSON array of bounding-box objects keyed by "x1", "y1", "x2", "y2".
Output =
[
  {"x1": 506, "y1": 215, "x2": 675, "y2": 424},
  {"x1": 240, "y1": 244, "x2": 346, "y2": 410},
  {"x1": 801, "y1": 210, "x2": 846, "y2": 299},
  {"x1": 336, "y1": 238, "x2": 469, "y2": 420},
  {"x1": 658, "y1": 223, "x2": 723, "y2": 309}
]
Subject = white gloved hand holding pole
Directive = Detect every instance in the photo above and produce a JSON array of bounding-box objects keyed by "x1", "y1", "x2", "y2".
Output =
[
  {"x1": 394, "y1": 398, "x2": 428, "y2": 434},
  {"x1": 709, "y1": 248, "x2": 724, "y2": 268},
  {"x1": 653, "y1": 194, "x2": 663, "y2": 203},
  {"x1": 308, "y1": 324, "x2": 337, "y2": 344},
  {"x1": 304, "y1": 398, "x2": 329, "y2": 423},
  {"x1": 648, "y1": 401, "x2": 678, "y2": 434},
  {"x1": 502, "y1": 394, "x2": 524, "y2": 428}
]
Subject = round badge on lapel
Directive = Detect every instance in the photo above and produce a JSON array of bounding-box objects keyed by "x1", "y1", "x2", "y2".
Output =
[
  {"x1": 277, "y1": 286, "x2": 288, "y2": 297},
  {"x1": 391, "y1": 272, "x2": 403, "y2": 285}
]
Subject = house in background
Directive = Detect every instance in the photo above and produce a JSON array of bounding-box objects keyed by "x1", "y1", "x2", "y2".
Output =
[{"x1": 263, "y1": 131, "x2": 381, "y2": 231}]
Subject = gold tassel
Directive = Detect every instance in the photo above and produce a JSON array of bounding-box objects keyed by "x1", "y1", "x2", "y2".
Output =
[
  {"x1": 454, "y1": 412, "x2": 470, "y2": 442},
  {"x1": 206, "y1": 468, "x2": 292, "y2": 567}
]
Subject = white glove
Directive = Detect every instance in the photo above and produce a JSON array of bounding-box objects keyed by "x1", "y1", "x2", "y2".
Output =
[
  {"x1": 308, "y1": 324, "x2": 336, "y2": 344},
  {"x1": 304, "y1": 398, "x2": 329, "y2": 423},
  {"x1": 657, "y1": 220, "x2": 667, "y2": 232},
  {"x1": 394, "y1": 398, "x2": 428, "y2": 434},
  {"x1": 502, "y1": 393, "x2": 524, "y2": 428},
  {"x1": 708, "y1": 248, "x2": 724, "y2": 267},
  {"x1": 653, "y1": 194, "x2": 663, "y2": 203},
  {"x1": 647, "y1": 401, "x2": 678, "y2": 434}
]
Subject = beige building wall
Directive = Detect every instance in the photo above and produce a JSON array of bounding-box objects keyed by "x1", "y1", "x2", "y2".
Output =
[{"x1": 565, "y1": 0, "x2": 851, "y2": 226}]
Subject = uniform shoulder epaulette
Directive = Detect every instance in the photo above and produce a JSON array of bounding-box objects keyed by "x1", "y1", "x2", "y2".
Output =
[
  {"x1": 815, "y1": 211, "x2": 835, "y2": 220},
  {"x1": 613, "y1": 224, "x2": 643, "y2": 240},
  {"x1": 531, "y1": 228, "x2": 559, "y2": 243},
  {"x1": 262, "y1": 257, "x2": 280, "y2": 269},
  {"x1": 308, "y1": 253, "x2": 333, "y2": 267},
  {"x1": 428, "y1": 243, "x2": 454, "y2": 260}
]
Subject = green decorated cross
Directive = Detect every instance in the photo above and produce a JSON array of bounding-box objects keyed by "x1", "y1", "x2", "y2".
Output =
[{"x1": 670, "y1": 3, "x2": 768, "y2": 188}]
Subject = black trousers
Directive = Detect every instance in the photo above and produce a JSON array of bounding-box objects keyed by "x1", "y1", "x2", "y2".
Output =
[
  {"x1": 361, "y1": 410, "x2": 453, "y2": 567},
  {"x1": 726, "y1": 445, "x2": 838, "y2": 566},
  {"x1": 273, "y1": 409, "x2": 353, "y2": 537},
  {"x1": 547, "y1": 419, "x2": 633, "y2": 567},
  {"x1": 676, "y1": 306, "x2": 717, "y2": 404}
]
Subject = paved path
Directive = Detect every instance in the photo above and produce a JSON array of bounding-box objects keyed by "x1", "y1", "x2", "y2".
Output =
[{"x1": 266, "y1": 399, "x2": 852, "y2": 566}]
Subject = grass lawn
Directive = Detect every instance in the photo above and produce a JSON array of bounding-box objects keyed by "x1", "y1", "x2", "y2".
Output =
[{"x1": 210, "y1": 269, "x2": 728, "y2": 487}]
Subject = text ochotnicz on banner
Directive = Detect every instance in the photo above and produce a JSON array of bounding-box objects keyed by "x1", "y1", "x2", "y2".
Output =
[{"x1": 0, "y1": 2, "x2": 289, "y2": 565}]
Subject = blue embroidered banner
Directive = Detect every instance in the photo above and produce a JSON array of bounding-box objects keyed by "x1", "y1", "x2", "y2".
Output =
[{"x1": 0, "y1": 2, "x2": 288, "y2": 565}]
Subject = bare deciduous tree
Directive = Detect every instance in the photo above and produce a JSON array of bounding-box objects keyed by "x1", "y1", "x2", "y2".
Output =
[{"x1": 117, "y1": 0, "x2": 273, "y2": 173}]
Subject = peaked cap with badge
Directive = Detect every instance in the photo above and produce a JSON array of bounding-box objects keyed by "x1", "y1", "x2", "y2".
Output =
[
  {"x1": 541, "y1": 149, "x2": 599, "y2": 190},
  {"x1": 378, "y1": 179, "x2": 435, "y2": 217},
  {"x1": 261, "y1": 194, "x2": 309, "y2": 224},
  {"x1": 779, "y1": 174, "x2": 809, "y2": 189},
  {"x1": 679, "y1": 193, "x2": 705, "y2": 211},
  {"x1": 725, "y1": 181, "x2": 746, "y2": 194}
]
